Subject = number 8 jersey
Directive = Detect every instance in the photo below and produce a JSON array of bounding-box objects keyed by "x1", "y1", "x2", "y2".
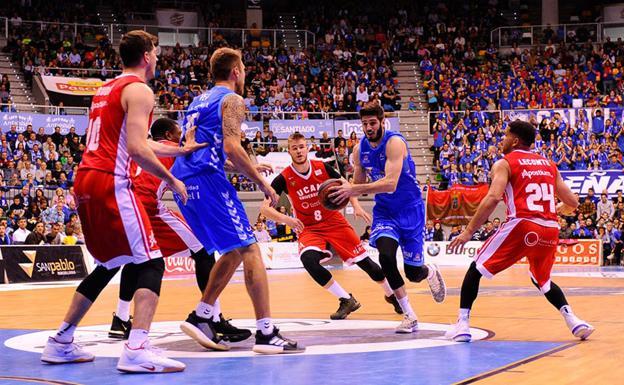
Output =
[
  {"x1": 79, "y1": 74, "x2": 151, "y2": 177},
  {"x1": 503, "y1": 149, "x2": 559, "y2": 226}
]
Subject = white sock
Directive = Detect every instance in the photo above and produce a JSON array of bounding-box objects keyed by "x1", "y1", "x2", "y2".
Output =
[
  {"x1": 196, "y1": 301, "x2": 214, "y2": 320},
  {"x1": 127, "y1": 329, "x2": 149, "y2": 349},
  {"x1": 54, "y1": 322, "x2": 76, "y2": 343},
  {"x1": 327, "y1": 281, "x2": 350, "y2": 299},
  {"x1": 397, "y1": 295, "x2": 417, "y2": 319},
  {"x1": 379, "y1": 279, "x2": 394, "y2": 297},
  {"x1": 458, "y1": 308, "x2": 470, "y2": 321},
  {"x1": 211, "y1": 299, "x2": 221, "y2": 322},
  {"x1": 256, "y1": 318, "x2": 273, "y2": 335},
  {"x1": 116, "y1": 300, "x2": 131, "y2": 322}
]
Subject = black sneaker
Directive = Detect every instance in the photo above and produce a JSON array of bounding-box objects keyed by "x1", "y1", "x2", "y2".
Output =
[
  {"x1": 180, "y1": 311, "x2": 229, "y2": 351},
  {"x1": 385, "y1": 294, "x2": 404, "y2": 315},
  {"x1": 213, "y1": 314, "x2": 252, "y2": 342},
  {"x1": 252, "y1": 327, "x2": 305, "y2": 354},
  {"x1": 330, "y1": 294, "x2": 361, "y2": 320},
  {"x1": 108, "y1": 313, "x2": 132, "y2": 340}
]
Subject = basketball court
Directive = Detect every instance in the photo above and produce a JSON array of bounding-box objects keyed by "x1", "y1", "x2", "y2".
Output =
[{"x1": 0, "y1": 264, "x2": 621, "y2": 385}]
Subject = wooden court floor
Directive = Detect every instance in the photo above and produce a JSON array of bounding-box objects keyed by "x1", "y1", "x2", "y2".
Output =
[{"x1": 0, "y1": 265, "x2": 622, "y2": 384}]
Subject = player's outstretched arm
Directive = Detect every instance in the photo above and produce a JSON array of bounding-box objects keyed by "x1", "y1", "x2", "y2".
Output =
[
  {"x1": 328, "y1": 137, "x2": 405, "y2": 202},
  {"x1": 260, "y1": 198, "x2": 304, "y2": 233},
  {"x1": 221, "y1": 93, "x2": 278, "y2": 206},
  {"x1": 122, "y1": 82, "x2": 187, "y2": 203},
  {"x1": 555, "y1": 170, "x2": 579, "y2": 215},
  {"x1": 148, "y1": 123, "x2": 206, "y2": 157},
  {"x1": 450, "y1": 159, "x2": 509, "y2": 251}
]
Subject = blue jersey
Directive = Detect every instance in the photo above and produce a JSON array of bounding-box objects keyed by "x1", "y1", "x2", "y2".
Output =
[
  {"x1": 359, "y1": 130, "x2": 423, "y2": 211},
  {"x1": 171, "y1": 86, "x2": 234, "y2": 180}
]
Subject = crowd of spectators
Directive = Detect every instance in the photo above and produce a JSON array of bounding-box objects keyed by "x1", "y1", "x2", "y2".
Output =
[{"x1": 0, "y1": 123, "x2": 84, "y2": 245}]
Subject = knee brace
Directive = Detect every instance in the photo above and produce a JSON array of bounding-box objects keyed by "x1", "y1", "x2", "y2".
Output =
[
  {"x1": 404, "y1": 264, "x2": 429, "y2": 283},
  {"x1": 119, "y1": 264, "x2": 138, "y2": 302},
  {"x1": 134, "y1": 258, "x2": 165, "y2": 296},
  {"x1": 376, "y1": 237, "x2": 405, "y2": 290},
  {"x1": 300, "y1": 250, "x2": 332, "y2": 286},
  {"x1": 355, "y1": 257, "x2": 385, "y2": 282},
  {"x1": 77, "y1": 265, "x2": 120, "y2": 302},
  {"x1": 191, "y1": 248, "x2": 216, "y2": 292}
]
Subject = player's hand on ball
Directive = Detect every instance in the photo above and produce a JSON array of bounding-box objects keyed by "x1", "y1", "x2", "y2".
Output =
[
  {"x1": 353, "y1": 206, "x2": 372, "y2": 224},
  {"x1": 260, "y1": 183, "x2": 279, "y2": 208},
  {"x1": 328, "y1": 180, "x2": 354, "y2": 206},
  {"x1": 169, "y1": 177, "x2": 188, "y2": 205},
  {"x1": 181, "y1": 125, "x2": 208, "y2": 154},
  {"x1": 254, "y1": 163, "x2": 274, "y2": 176},
  {"x1": 286, "y1": 217, "x2": 305, "y2": 233},
  {"x1": 449, "y1": 231, "x2": 471, "y2": 252}
]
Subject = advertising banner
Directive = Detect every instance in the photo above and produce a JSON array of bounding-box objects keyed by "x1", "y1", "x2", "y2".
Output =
[
  {"x1": 561, "y1": 170, "x2": 624, "y2": 198},
  {"x1": 0, "y1": 112, "x2": 88, "y2": 135},
  {"x1": 41, "y1": 76, "x2": 104, "y2": 96},
  {"x1": 269, "y1": 119, "x2": 334, "y2": 139},
  {"x1": 241, "y1": 121, "x2": 264, "y2": 139},
  {"x1": 1, "y1": 246, "x2": 88, "y2": 283},
  {"x1": 156, "y1": 10, "x2": 198, "y2": 28},
  {"x1": 333, "y1": 117, "x2": 400, "y2": 136},
  {"x1": 423, "y1": 239, "x2": 602, "y2": 267}
]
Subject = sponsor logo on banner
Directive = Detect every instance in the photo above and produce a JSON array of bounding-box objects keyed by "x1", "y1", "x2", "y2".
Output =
[
  {"x1": 269, "y1": 119, "x2": 334, "y2": 139},
  {"x1": 2, "y1": 246, "x2": 88, "y2": 283},
  {"x1": 241, "y1": 121, "x2": 264, "y2": 139},
  {"x1": 334, "y1": 118, "x2": 400, "y2": 136},
  {"x1": 41, "y1": 76, "x2": 104, "y2": 96},
  {"x1": 518, "y1": 240, "x2": 601, "y2": 266},
  {"x1": 561, "y1": 171, "x2": 624, "y2": 198},
  {"x1": 164, "y1": 256, "x2": 196, "y2": 278},
  {"x1": 0, "y1": 112, "x2": 88, "y2": 135},
  {"x1": 156, "y1": 10, "x2": 198, "y2": 28}
]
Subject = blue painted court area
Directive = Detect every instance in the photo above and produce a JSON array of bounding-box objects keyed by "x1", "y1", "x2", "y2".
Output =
[{"x1": 0, "y1": 329, "x2": 563, "y2": 385}]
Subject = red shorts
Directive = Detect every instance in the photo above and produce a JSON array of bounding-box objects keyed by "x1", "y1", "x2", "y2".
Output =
[
  {"x1": 298, "y1": 214, "x2": 367, "y2": 265},
  {"x1": 475, "y1": 218, "x2": 559, "y2": 292},
  {"x1": 145, "y1": 201, "x2": 203, "y2": 258},
  {"x1": 75, "y1": 169, "x2": 162, "y2": 269}
]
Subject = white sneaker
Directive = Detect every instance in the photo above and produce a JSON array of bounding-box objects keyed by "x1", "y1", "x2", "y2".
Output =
[
  {"x1": 117, "y1": 342, "x2": 186, "y2": 373},
  {"x1": 41, "y1": 337, "x2": 95, "y2": 364},
  {"x1": 395, "y1": 315, "x2": 418, "y2": 333},
  {"x1": 426, "y1": 264, "x2": 446, "y2": 303},
  {"x1": 444, "y1": 320, "x2": 472, "y2": 342},
  {"x1": 563, "y1": 314, "x2": 595, "y2": 340}
]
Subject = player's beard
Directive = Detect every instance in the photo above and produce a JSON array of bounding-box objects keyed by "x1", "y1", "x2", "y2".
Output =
[{"x1": 366, "y1": 127, "x2": 384, "y2": 143}]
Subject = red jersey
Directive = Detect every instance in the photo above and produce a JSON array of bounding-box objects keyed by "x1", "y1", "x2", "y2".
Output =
[
  {"x1": 503, "y1": 150, "x2": 559, "y2": 226},
  {"x1": 273, "y1": 159, "x2": 342, "y2": 226},
  {"x1": 80, "y1": 74, "x2": 152, "y2": 177},
  {"x1": 130, "y1": 140, "x2": 176, "y2": 210}
]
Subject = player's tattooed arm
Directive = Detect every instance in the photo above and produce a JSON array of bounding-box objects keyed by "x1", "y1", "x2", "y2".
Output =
[{"x1": 222, "y1": 93, "x2": 246, "y2": 139}]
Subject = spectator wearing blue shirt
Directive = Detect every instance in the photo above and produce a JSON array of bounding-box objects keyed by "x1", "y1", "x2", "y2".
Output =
[
  {"x1": 0, "y1": 224, "x2": 11, "y2": 245},
  {"x1": 606, "y1": 154, "x2": 624, "y2": 170},
  {"x1": 592, "y1": 109, "x2": 605, "y2": 137}
]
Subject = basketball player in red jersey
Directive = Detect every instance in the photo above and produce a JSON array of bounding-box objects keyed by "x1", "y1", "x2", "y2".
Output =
[
  {"x1": 42, "y1": 31, "x2": 205, "y2": 373},
  {"x1": 445, "y1": 120, "x2": 594, "y2": 342},
  {"x1": 261, "y1": 133, "x2": 402, "y2": 319},
  {"x1": 108, "y1": 118, "x2": 252, "y2": 344}
]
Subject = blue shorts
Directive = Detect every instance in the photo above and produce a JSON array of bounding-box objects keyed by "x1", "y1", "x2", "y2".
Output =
[
  {"x1": 370, "y1": 201, "x2": 425, "y2": 267},
  {"x1": 173, "y1": 171, "x2": 256, "y2": 255}
]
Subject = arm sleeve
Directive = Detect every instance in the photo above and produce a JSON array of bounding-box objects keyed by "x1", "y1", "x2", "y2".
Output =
[
  {"x1": 323, "y1": 162, "x2": 343, "y2": 179},
  {"x1": 271, "y1": 173, "x2": 287, "y2": 195}
]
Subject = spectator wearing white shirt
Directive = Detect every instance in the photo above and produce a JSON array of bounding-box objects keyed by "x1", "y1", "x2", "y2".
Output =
[
  {"x1": 12, "y1": 218, "x2": 30, "y2": 244},
  {"x1": 597, "y1": 193, "x2": 615, "y2": 219},
  {"x1": 253, "y1": 222, "x2": 272, "y2": 243},
  {"x1": 356, "y1": 83, "x2": 369, "y2": 103}
]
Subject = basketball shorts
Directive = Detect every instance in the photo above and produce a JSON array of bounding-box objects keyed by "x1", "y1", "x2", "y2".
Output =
[
  {"x1": 474, "y1": 218, "x2": 559, "y2": 292},
  {"x1": 370, "y1": 201, "x2": 425, "y2": 267},
  {"x1": 144, "y1": 201, "x2": 206, "y2": 258},
  {"x1": 75, "y1": 169, "x2": 162, "y2": 269},
  {"x1": 298, "y1": 213, "x2": 367, "y2": 265},
  {"x1": 173, "y1": 171, "x2": 256, "y2": 255}
]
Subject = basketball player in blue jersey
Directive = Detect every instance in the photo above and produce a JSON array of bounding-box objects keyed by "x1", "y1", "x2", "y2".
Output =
[
  {"x1": 329, "y1": 102, "x2": 446, "y2": 333},
  {"x1": 170, "y1": 47, "x2": 303, "y2": 354}
]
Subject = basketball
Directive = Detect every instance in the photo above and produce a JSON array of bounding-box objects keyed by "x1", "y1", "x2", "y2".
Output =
[{"x1": 318, "y1": 178, "x2": 349, "y2": 210}]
